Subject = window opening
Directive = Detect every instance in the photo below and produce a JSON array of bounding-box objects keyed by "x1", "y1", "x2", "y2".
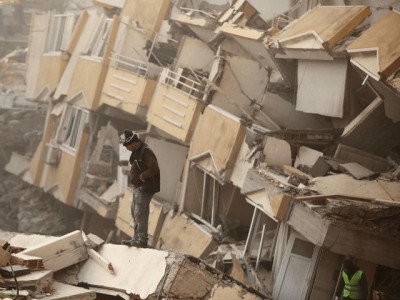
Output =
[
  {"x1": 45, "y1": 14, "x2": 75, "y2": 53},
  {"x1": 59, "y1": 106, "x2": 88, "y2": 151}
]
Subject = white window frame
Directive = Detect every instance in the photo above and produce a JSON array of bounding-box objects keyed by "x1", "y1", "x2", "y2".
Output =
[
  {"x1": 45, "y1": 14, "x2": 75, "y2": 54},
  {"x1": 58, "y1": 105, "x2": 89, "y2": 153},
  {"x1": 243, "y1": 206, "x2": 279, "y2": 270},
  {"x1": 190, "y1": 167, "x2": 223, "y2": 230},
  {"x1": 84, "y1": 18, "x2": 113, "y2": 60}
]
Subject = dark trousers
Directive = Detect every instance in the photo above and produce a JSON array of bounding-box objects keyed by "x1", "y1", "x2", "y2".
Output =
[{"x1": 131, "y1": 188, "x2": 153, "y2": 244}]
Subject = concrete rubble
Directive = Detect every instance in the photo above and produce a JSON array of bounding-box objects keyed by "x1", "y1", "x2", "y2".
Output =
[
  {"x1": 1, "y1": 0, "x2": 400, "y2": 299},
  {"x1": 0, "y1": 230, "x2": 266, "y2": 300}
]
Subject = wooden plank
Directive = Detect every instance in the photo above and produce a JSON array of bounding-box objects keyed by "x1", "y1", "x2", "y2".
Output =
[{"x1": 21, "y1": 231, "x2": 88, "y2": 272}]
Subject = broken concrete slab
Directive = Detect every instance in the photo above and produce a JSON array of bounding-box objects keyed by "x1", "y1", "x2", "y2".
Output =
[
  {"x1": 339, "y1": 98, "x2": 400, "y2": 157},
  {"x1": 20, "y1": 231, "x2": 88, "y2": 272},
  {"x1": 340, "y1": 162, "x2": 375, "y2": 179},
  {"x1": 294, "y1": 146, "x2": 323, "y2": 169},
  {"x1": 188, "y1": 105, "x2": 246, "y2": 182},
  {"x1": 334, "y1": 144, "x2": 389, "y2": 173},
  {"x1": 94, "y1": 0, "x2": 126, "y2": 9},
  {"x1": 9, "y1": 233, "x2": 58, "y2": 250},
  {"x1": 78, "y1": 182, "x2": 119, "y2": 220},
  {"x1": 58, "y1": 244, "x2": 168, "y2": 299},
  {"x1": 269, "y1": 5, "x2": 371, "y2": 58},
  {"x1": 10, "y1": 252, "x2": 44, "y2": 271},
  {"x1": 209, "y1": 283, "x2": 264, "y2": 300},
  {"x1": 46, "y1": 281, "x2": 97, "y2": 300},
  {"x1": 242, "y1": 169, "x2": 286, "y2": 220},
  {"x1": 158, "y1": 213, "x2": 217, "y2": 259},
  {"x1": 231, "y1": 139, "x2": 257, "y2": 190},
  {"x1": 377, "y1": 180, "x2": 400, "y2": 203},
  {"x1": 310, "y1": 174, "x2": 395, "y2": 201},
  {"x1": 3, "y1": 269, "x2": 53, "y2": 293},
  {"x1": 296, "y1": 59, "x2": 347, "y2": 118},
  {"x1": 310, "y1": 157, "x2": 333, "y2": 177},
  {"x1": 263, "y1": 137, "x2": 292, "y2": 167},
  {"x1": 265, "y1": 128, "x2": 342, "y2": 148},
  {"x1": 4, "y1": 152, "x2": 29, "y2": 177},
  {"x1": 0, "y1": 265, "x2": 30, "y2": 278},
  {"x1": 288, "y1": 202, "x2": 400, "y2": 269}
]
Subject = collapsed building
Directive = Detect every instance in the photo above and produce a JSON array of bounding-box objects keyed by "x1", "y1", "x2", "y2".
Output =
[{"x1": 1, "y1": 0, "x2": 400, "y2": 299}]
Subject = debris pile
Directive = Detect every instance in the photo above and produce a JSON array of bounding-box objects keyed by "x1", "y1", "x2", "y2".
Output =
[{"x1": 0, "y1": 230, "x2": 267, "y2": 300}]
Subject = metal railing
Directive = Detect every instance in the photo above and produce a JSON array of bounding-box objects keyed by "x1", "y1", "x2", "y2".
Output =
[
  {"x1": 178, "y1": 7, "x2": 217, "y2": 19},
  {"x1": 109, "y1": 52, "x2": 148, "y2": 77},
  {"x1": 160, "y1": 68, "x2": 208, "y2": 100}
]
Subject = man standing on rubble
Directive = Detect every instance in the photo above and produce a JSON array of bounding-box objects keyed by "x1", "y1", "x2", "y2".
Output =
[
  {"x1": 120, "y1": 130, "x2": 160, "y2": 248},
  {"x1": 335, "y1": 256, "x2": 368, "y2": 300}
]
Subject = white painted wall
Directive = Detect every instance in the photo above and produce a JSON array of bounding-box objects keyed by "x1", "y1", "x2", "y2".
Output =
[
  {"x1": 296, "y1": 59, "x2": 348, "y2": 118},
  {"x1": 146, "y1": 137, "x2": 188, "y2": 204}
]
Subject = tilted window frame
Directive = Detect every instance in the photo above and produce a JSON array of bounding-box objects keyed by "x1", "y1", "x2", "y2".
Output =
[{"x1": 58, "y1": 105, "x2": 89, "y2": 154}]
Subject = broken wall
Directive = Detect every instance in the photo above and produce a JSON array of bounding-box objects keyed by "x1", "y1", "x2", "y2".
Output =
[
  {"x1": 211, "y1": 53, "x2": 331, "y2": 129},
  {"x1": 121, "y1": 0, "x2": 171, "y2": 40},
  {"x1": 174, "y1": 36, "x2": 215, "y2": 72}
]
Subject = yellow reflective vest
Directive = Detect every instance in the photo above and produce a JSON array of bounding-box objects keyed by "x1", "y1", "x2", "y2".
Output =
[{"x1": 342, "y1": 270, "x2": 363, "y2": 299}]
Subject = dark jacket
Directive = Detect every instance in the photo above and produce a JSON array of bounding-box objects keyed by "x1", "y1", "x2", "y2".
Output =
[{"x1": 129, "y1": 143, "x2": 160, "y2": 193}]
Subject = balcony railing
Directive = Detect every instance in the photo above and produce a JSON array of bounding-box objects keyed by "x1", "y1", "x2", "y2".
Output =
[
  {"x1": 160, "y1": 68, "x2": 208, "y2": 100},
  {"x1": 178, "y1": 7, "x2": 217, "y2": 19},
  {"x1": 109, "y1": 53, "x2": 148, "y2": 77}
]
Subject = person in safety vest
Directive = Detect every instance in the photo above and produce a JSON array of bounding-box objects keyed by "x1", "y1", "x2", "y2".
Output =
[
  {"x1": 119, "y1": 130, "x2": 160, "y2": 248},
  {"x1": 335, "y1": 256, "x2": 368, "y2": 300}
]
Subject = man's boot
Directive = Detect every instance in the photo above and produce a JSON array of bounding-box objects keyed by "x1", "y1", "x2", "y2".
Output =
[
  {"x1": 129, "y1": 240, "x2": 147, "y2": 248},
  {"x1": 121, "y1": 239, "x2": 147, "y2": 248}
]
